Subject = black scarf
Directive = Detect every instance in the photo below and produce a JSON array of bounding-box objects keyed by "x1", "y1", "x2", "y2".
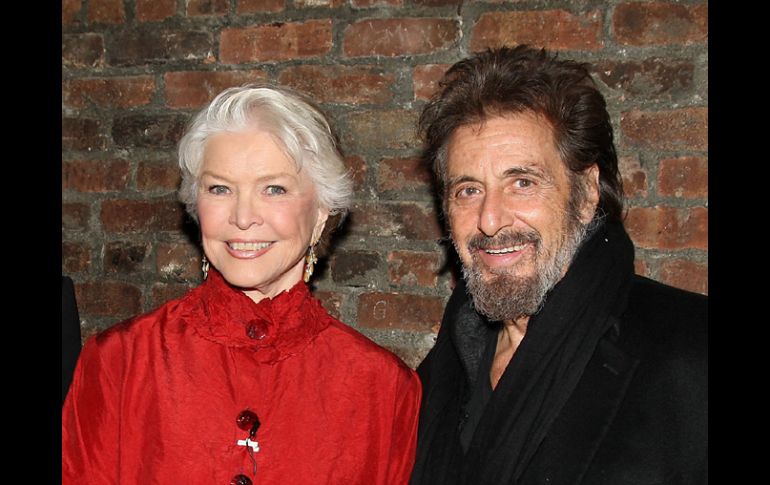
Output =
[{"x1": 415, "y1": 220, "x2": 635, "y2": 484}]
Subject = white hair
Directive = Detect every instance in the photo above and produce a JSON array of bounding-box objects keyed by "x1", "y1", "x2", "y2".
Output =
[{"x1": 178, "y1": 83, "x2": 353, "y2": 222}]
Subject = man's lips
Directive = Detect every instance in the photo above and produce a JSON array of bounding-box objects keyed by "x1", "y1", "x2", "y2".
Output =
[{"x1": 481, "y1": 243, "x2": 530, "y2": 255}]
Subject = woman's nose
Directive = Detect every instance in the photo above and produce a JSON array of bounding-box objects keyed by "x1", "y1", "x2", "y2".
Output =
[{"x1": 230, "y1": 195, "x2": 264, "y2": 230}]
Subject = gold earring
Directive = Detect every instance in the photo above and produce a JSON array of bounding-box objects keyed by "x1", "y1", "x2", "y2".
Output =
[
  {"x1": 201, "y1": 255, "x2": 210, "y2": 280},
  {"x1": 303, "y1": 245, "x2": 317, "y2": 283}
]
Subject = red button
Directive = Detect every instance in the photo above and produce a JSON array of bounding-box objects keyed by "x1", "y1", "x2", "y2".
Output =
[
  {"x1": 230, "y1": 474, "x2": 252, "y2": 485},
  {"x1": 236, "y1": 410, "x2": 260, "y2": 433}
]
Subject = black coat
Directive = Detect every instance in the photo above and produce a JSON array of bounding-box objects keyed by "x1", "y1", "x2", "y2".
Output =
[
  {"x1": 62, "y1": 276, "x2": 82, "y2": 404},
  {"x1": 412, "y1": 276, "x2": 707, "y2": 485}
]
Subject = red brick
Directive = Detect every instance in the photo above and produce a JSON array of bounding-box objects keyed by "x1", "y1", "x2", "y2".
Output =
[
  {"x1": 344, "y1": 18, "x2": 457, "y2": 57},
  {"x1": 343, "y1": 155, "x2": 367, "y2": 192},
  {"x1": 137, "y1": 161, "x2": 182, "y2": 191},
  {"x1": 388, "y1": 251, "x2": 440, "y2": 288},
  {"x1": 62, "y1": 34, "x2": 104, "y2": 68},
  {"x1": 156, "y1": 242, "x2": 202, "y2": 281},
  {"x1": 313, "y1": 290, "x2": 344, "y2": 320},
  {"x1": 331, "y1": 250, "x2": 381, "y2": 286},
  {"x1": 659, "y1": 258, "x2": 708, "y2": 295},
  {"x1": 471, "y1": 10, "x2": 603, "y2": 51},
  {"x1": 63, "y1": 241, "x2": 91, "y2": 273},
  {"x1": 104, "y1": 241, "x2": 151, "y2": 273},
  {"x1": 278, "y1": 65, "x2": 395, "y2": 104},
  {"x1": 101, "y1": 200, "x2": 186, "y2": 233},
  {"x1": 624, "y1": 206, "x2": 707, "y2": 250},
  {"x1": 221, "y1": 20, "x2": 332, "y2": 63},
  {"x1": 592, "y1": 58, "x2": 694, "y2": 97},
  {"x1": 618, "y1": 155, "x2": 647, "y2": 198},
  {"x1": 88, "y1": 0, "x2": 125, "y2": 24},
  {"x1": 63, "y1": 203, "x2": 91, "y2": 230},
  {"x1": 295, "y1": 0, "x2": 343, "y2": 7},
  {"x1": 236, "y1": 0, "x2": 285, "y2": 13},
  {"x1": 413, "y1": 64, "x2": 449, "y2": 101},
  {"x1": 63, "y1": 76, "x2": 155, "y2": 109},
  {"x1": 349, "y1": 201, "x2": 443, "y2": 240},
  {"x1": 376, "y1": 157, "x2": 433, "y2": 192},
  {"x1": 340, "y1": 109, "x2": 420, "y2": 151},
  {"x1": 164, "y1": 70, "x2": 268, "y2": 108},
  {"x1": 352, "y1": 0, "x2": 402, "y2": 6},
  {"x1": 413, "y1": 0, "x2": 455, "y2": 5},
  {"x1": 112, "y1": 114, "x2": 189, "y2": 149},
  {"x1": 187, "y1": 0, "x2": 229, "y2": 16},
  {"x1": 63, "y1": 159, "x2": 130, "y2": 193},
  {"x1": 63, "y1": 0, "x2": 82, "y2": 24},
  {"x1": 152, "y1": 282, "x2": 196, "y2": 308},
  {"x1": 621, "y1": 108, "x2": 707, "y2": 150},
  {"x1": 658, "y1": 156, "x2": 708, "y2": 198},
  {"x1": 107, "y1": 30, "x2": 213, "y2": 66},
  {"x1": 633, "y1": 258, "x2": 650, "y2": 277},
  {"x1": 62, "y1": 118, "x2": 108, "y2": 151},
  {"x1": 136, "y1": 0, "x2": 176, "y2": 21},
  {"x1": 358, "y1": 292, "x2": 443, "y2": 331},
  {"x1": 75, "y1": 281, "x2": 142, "y2": 317},
  {"x1": 613, "y1": 2, "x2": 708, "y2": 46}
]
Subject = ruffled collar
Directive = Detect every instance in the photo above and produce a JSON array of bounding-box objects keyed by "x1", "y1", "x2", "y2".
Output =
[{"x1": 187, "y1": 268, "x2": 331, "y2": 364}]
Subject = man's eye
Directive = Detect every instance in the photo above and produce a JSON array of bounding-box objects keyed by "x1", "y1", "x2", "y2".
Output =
[
  {"x1": 514, "y1": 179, "x2": 533, "y2": 188},
  {"x1": 455, "y1": 186, "x2": 481, "y2": 198},
  {"x1": 208, "y1": 185, "x2": 230, "y2": 195},
  {"x1": 266, "y1": 185, "x2": 286, "y2": 195}
]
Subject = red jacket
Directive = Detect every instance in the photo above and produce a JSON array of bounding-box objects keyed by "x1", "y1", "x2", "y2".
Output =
[{"x1": 63, "y1": 269, "x2": 421, "y2": 484}]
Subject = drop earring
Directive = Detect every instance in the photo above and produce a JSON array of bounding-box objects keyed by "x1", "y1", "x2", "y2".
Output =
[
  {"x1": 201, "y1": 255, "x2": 210, "y2": 280},
  {"x1": 303, "y1": 245, "x2": 317, "y2": 283}
]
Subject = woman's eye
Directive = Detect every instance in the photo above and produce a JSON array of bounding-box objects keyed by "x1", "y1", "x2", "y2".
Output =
[
  {"x1": 208, "y1": 185, "x2": 230, "y2": 195},
  {"x1": 265, "y1": 185, "x2": 286, "y2": 195}
]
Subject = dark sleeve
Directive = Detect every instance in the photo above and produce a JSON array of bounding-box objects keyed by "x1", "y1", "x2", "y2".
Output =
[{"x1": 62, "y1": 276, "x2": 82, "y2": 404}]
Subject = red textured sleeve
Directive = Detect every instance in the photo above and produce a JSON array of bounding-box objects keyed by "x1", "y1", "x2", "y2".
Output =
[
  {"x1": 386, "y1": 367, "x2": 422, "y2": 485},
  {"x1": 62, "y1": 333, "x2": 124, "y2": 485}
]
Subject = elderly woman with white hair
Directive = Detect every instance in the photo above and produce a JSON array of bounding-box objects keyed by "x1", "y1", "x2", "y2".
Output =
[{"x1": 62, "y1": 84, "x2": 422, "y2": 485}]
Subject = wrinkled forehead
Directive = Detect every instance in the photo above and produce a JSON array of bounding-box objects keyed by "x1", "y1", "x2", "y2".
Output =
[{"x1": 445, "y1": 113, "x2": 565, "y2": 176}]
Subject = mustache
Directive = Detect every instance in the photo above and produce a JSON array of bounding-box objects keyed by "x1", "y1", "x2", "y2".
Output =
[{"x1": 466, "y1": 230, "x2": 541, "y2": 252}]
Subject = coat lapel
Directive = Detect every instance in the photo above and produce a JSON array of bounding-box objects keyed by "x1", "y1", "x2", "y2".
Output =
[{"x1": 520, "y1": 326, "x2": 640, "y2": 484}]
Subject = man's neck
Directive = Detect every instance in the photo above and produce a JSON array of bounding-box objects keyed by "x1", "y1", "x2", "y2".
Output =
[{"x1": 490, "y1": 315, "x2": 529, "y2": 390}]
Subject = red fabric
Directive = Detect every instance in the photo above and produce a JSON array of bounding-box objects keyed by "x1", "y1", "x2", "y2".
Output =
[{"x1": 62, "y1": 269, "x2": 421, "y2": 484}]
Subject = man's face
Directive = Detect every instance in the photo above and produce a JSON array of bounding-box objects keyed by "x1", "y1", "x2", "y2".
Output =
[{"x1": 445, "y1": 113, "x2": 598, "y2": 321}]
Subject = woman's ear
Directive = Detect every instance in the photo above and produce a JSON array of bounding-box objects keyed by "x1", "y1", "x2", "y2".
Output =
[{"x1": 312, "y1": 207, "x2": 330, "y2": 245}]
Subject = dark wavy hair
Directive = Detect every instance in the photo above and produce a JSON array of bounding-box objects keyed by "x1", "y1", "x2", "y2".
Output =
[{"x1": 419, "y1": 45, "x2": 624, "y2": 222}]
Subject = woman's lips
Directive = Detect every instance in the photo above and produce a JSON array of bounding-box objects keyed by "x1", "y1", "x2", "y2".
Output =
[{"x1": 225, "y1": 240, "x2": 273, "y2": 258}]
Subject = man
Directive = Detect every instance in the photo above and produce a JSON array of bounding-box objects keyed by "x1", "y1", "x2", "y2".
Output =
[{"x1": 410, "y1": 46, "x2": 707, "y2": 485}]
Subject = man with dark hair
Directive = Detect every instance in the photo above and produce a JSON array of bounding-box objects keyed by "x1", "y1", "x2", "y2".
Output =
[{"x1": 410, "y1": 46, "x2": 707, "y2": 485}]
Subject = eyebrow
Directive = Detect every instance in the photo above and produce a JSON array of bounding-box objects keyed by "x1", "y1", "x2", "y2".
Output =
[
  {"x1": 502, "y1": 165, "x2": 551, "y2": 180},
  {"x1": 446, "y1": 165, "x2": 553, "y2": 189},
  {"x1": 199, "y1": 171, "x2": 297, "y2": 184}
]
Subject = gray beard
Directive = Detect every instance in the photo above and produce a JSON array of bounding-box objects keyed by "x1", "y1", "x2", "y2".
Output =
[{"x1": 458, "y1": 212, "x2": 588, "y2": 322}]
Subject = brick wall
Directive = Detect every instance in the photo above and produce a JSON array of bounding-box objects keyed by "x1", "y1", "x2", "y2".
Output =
[{"x1": 62, "y1": 0, "x2": 708, "y2": 368}]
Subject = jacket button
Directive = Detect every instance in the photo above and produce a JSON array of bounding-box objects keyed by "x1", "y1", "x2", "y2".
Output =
[
  {"x1": 230, "y1": 474, "x2": 252, "y2": 485},
  {"x1": 245, "y1": 320, "x2": 268, "y2": 340},
  {"x1": 236, "y1": 410, "x2": 260, "y2": 434}
]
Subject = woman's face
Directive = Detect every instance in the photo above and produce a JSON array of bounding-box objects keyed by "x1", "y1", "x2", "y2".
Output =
[{"x1": 197, "y1": 130, "x2": 329, "y2": 303}]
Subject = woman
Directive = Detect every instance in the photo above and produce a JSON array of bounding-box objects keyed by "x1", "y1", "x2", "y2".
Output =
[{"x1": 62, "y1": 84, "x2": 422, "y2": 485}]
